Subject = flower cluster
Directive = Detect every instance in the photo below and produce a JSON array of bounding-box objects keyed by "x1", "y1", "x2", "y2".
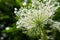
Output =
[{"x1": 15, "y1": 0, "x2": 60, "y2": 30}]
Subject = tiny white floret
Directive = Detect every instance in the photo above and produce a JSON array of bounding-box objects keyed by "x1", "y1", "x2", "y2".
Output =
[{"x1": 5, "y1": 27, "x2": 10, "y2": 30}]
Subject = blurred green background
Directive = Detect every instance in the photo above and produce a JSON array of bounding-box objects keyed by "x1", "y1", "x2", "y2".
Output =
[{"x1": 0, "y1": 0, "x2": 60, "y2": 40}]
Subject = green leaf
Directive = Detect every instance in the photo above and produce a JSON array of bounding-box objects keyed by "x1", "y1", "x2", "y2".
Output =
[
  {"x1": 16, "y1": 0, "x2": 23, "y2": 6},
  {"x1": 2, "y1": 27, "x2": 20, "y2": 33}
]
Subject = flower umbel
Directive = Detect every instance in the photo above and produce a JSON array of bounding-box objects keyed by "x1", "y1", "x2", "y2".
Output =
[{"x1": 15, "y1": 0, "x2": 60, "y2": 30}]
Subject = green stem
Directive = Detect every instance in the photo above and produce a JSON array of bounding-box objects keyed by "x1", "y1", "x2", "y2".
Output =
[{"x1": 40, "y1": 25, "x2": 47, "y2": 40}]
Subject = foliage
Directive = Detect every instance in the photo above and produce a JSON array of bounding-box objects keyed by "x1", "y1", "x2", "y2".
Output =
[{"x1": 0, "y1": 0, "x2": 60, "y2": 40}]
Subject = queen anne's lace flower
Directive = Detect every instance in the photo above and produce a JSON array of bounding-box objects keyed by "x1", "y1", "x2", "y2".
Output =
[{"x1": 15, "y1": 0, "x2": 60, "y2": 30}]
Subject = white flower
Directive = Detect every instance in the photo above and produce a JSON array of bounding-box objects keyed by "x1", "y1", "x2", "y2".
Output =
[
  {"x1": 15, "y1": 0, "x2": 60, "y2": 30},
  {"x1": 23, "y1": 0, "x2": 27, "y2": 6},
  {"x1": 1, "y1": 37, "x2": 4, "y2": 40},
  {"x1": 51, "y1": 21, "x2": 60, "y2": 31},
  {"x1": 14, "y1": 8, "x2": 17, "y2": 11},
  {"x1": 5, "y1": 27, "x2": 10, "y2": 30},
  {"x1": 23, "y1": 2, "x2": 26, "y2": 5},
  {"x1": 14, "y1": 11, "x2": 17, "y2": 13}
]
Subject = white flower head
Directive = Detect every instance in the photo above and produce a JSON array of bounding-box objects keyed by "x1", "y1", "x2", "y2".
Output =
[{"x1": 15, "y1": 0, "x2": 60, "y2": 30}]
